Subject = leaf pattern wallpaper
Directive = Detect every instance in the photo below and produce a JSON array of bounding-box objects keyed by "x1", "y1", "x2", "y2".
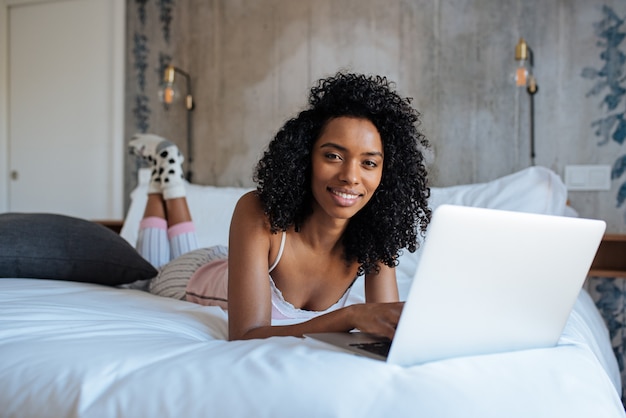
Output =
[
  {"x1": 583, "y1": 5, "x2": 626, "y2": 220},
  {"x1": 131, "y1": 0, "x2": 175, "y2": 135}
]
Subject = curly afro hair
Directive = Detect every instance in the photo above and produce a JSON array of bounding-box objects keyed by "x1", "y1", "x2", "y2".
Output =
[{"x1": 254, "y1": 72, "x2": 431, "y2": 275}]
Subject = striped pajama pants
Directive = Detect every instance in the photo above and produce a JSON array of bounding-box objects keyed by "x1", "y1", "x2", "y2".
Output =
[{"x1": 136, "y1": 216, "x2": 228, "y2": 300}]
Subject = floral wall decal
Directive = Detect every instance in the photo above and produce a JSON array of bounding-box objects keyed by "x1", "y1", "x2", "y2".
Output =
[
  {"x1": 136, "y1": 0, "x2": 150, "y2": 26},
  {"x1": 582, "y1": 4, "x2": 626, "y2": 220},
  {"x1": 133, "y1": 95, "x2": 151, "y2": 134},
  {"x1": 159, "y1": 0, "x2": 175, "y2": 44},
  {"x1": 133, "y1": 32, "x2": 150, "y2": 93},
  {"x1": 158, "y1": 52, "x2": 173, "y2": 80},
  {"x1": 132, "y1": 31, "x2": 151, "y2": 133},
  {"x1": 592, "y1": 278, "x2": 625, "y2": 369}
]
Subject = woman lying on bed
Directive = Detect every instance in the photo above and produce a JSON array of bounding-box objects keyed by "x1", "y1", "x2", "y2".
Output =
[{"x1": 129, "y1": 72, "x2": 431, "y2": 340}]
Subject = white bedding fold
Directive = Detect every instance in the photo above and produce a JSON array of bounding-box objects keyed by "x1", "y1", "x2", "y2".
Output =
[{"x1": 0, "y1": 278, "x2": 623, "y2": 418}]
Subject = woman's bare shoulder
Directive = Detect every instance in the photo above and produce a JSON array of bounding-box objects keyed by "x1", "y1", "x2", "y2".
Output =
[
  {"x1": 232, "y1": 191, "x2": 269, "y2": 231},
  {"x1": 236, "y1": 190, "x2": 263, "y2": 209},
  {"x1": 234, "y1": 190, "x2": 264, "y2": 214}
]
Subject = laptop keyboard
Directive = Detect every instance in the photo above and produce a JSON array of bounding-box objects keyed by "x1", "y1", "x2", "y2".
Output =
[{"x1": 349, "y1": 341, "x2": 391, "y2": 357}]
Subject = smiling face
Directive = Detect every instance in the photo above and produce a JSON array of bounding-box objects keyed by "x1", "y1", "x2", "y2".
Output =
[{"x1": 310, "y1": 116, "x2": 384, "y2": 223}]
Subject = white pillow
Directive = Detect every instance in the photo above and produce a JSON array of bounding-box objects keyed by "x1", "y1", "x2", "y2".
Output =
[
  {"x1": 393, "y1": 166, "x2": 568, "y2": 298},
  {"x1": 428, "y1": 166, "x2": 567, "y2": 216}
]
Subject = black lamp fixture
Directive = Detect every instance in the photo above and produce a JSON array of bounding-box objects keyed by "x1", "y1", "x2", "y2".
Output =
[
  {"x1": 158, "y1": 64, "x2": 195, "y2": 182},
  {"x1": 514, "y1": 38, "x2": 539, "y2": 166}
]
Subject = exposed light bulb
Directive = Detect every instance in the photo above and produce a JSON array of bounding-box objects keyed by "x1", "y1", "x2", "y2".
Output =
[
  {"x1": 158, "y1": 65, "x2": 180, "y2": 106},
  {"x1": 514, "y1": 38, "x2": 531, "y2": 88},
  {"x1": 515, "y1": 61, "x2": 529, "y2": 87},
  {"x1": 159, "y1": 83, "x2": 180, "y2": 105}
]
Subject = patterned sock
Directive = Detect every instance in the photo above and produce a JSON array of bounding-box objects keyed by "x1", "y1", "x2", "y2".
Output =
[
  {"x1": 129, "y1": 133, "x2": 170, "y2": 162},
  {"x1": 155, "y1": 142, "x2": 186, "y2": 200},
  {"x1": 129, "y1": 133, "x2": 172, "y2": 194}
]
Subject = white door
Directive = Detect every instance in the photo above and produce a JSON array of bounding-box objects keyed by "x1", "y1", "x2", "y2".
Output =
[{"x1": 1, "y1": 0, "x2": 124, "y2": 219}]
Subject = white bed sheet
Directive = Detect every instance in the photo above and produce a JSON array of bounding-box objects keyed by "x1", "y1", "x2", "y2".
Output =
[{"x1": 1, "y1": 278, "x2": 623, "y2": 418}]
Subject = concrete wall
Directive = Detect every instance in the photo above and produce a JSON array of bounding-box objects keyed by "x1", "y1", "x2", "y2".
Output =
[{"x1": 125, "y1": 0, "x2": 626, "y2": 233}]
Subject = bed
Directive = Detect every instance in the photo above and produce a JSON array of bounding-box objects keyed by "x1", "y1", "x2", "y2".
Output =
[{"x1": 1, "y1": 166, "x2": 624, "y2": 418}]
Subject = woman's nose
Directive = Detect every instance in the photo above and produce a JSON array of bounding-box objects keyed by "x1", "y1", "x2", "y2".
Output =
[{"x1": 339, "y1": 160, "x2": 360, "y2": 184}]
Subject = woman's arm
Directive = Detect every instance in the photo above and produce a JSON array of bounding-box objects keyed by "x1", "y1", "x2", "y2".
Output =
[
  {"x1": 227, "y1": 192, "x2": 274, "y2": 340},
  {"x1": 347, "y1": 264, "x2": 402, "y2": 339},
  {"x1": 364, "y1": 262, "x2": 399, "y2": 303},
  {"x1": 230, "y1": 302, "x2": 403, "y2": 340},
  {"x1": 227, "y1": 192, "x2": 402, "y2": 341}
]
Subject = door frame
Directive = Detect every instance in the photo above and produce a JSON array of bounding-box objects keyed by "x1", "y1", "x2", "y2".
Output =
[{"x1": 0, "y1": 0, "x2": 125, "y2": 217}]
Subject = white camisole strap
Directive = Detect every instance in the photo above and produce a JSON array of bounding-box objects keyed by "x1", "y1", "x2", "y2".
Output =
[{"x1": 268, "y1": 231, "x2": 286, "y2": 273}]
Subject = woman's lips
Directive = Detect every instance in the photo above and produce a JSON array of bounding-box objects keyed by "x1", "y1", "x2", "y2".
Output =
[{"x1": 328, "y1": 187, "x2": 362, "y2": 206}]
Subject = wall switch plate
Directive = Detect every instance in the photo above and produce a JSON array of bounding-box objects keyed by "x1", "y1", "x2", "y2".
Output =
[{"x1": 564, "y1": 165, "x2": 611, "y2": 191}]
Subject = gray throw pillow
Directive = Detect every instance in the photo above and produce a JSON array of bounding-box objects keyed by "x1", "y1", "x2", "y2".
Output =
[{"x1": 0, "y1": 213, "x2": 157, "y2": 285}]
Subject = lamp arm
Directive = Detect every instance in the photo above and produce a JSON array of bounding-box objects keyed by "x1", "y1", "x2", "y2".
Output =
[
  {"x1": 527, "y1": 46, "x2": 534, "y2": 68},
  {"x1": 525, "y1": 46, "x2": 538, "y2": 95},
  {"x1": 171, "y1": 66, "x2": 194, "y2": 110}
]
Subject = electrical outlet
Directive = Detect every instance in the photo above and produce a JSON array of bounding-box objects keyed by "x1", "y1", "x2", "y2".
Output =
[{"x1": 564, "y1": 165, "x2": 611, "y2": 191}]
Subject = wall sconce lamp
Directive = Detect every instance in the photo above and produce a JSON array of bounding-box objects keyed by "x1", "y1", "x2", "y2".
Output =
[
  {"x1": 515, "y1": 38, "x2": 539, "y2": 166},
  {"x1": 158, "y1": 64, "x2": 195, "y2": 182}
]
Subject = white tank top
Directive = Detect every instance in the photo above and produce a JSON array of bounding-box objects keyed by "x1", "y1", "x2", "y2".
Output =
[
  {"x1": 268, "y1": 231, "x2": 352, "y2": 321},
  {"x1": 185, "y1": 231, "x2": 353, "y2": 321}
]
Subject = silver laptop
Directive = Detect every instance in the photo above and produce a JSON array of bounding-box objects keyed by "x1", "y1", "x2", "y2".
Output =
[{"x1": 305, "y1": 204, "x2": 606, "y2": 366}]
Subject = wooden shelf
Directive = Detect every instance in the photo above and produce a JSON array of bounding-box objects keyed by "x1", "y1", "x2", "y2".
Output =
[
  {"x1": 93, "y1": 219, "x2": 124, "y2": 234},
  {"x1": 589, "y1": 234, "x2": 626, "y2": 278}
]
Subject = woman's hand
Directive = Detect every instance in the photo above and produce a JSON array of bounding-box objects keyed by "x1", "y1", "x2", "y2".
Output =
[{"x1": 347, "y1": 302, "x2": 404, "y2": 340}]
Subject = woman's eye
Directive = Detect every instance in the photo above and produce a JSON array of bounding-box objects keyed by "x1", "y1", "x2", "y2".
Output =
[
  {"x1": 325, "y1": 153, "x2": 341, "y2": 160},
  {"x1": 363, "y1": 160, "x2": 378, "y2": 168}
]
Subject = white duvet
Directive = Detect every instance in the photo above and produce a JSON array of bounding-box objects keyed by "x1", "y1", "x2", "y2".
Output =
[{"x1": 0, "y1": 277, "x2": 624, "y2": 418}]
